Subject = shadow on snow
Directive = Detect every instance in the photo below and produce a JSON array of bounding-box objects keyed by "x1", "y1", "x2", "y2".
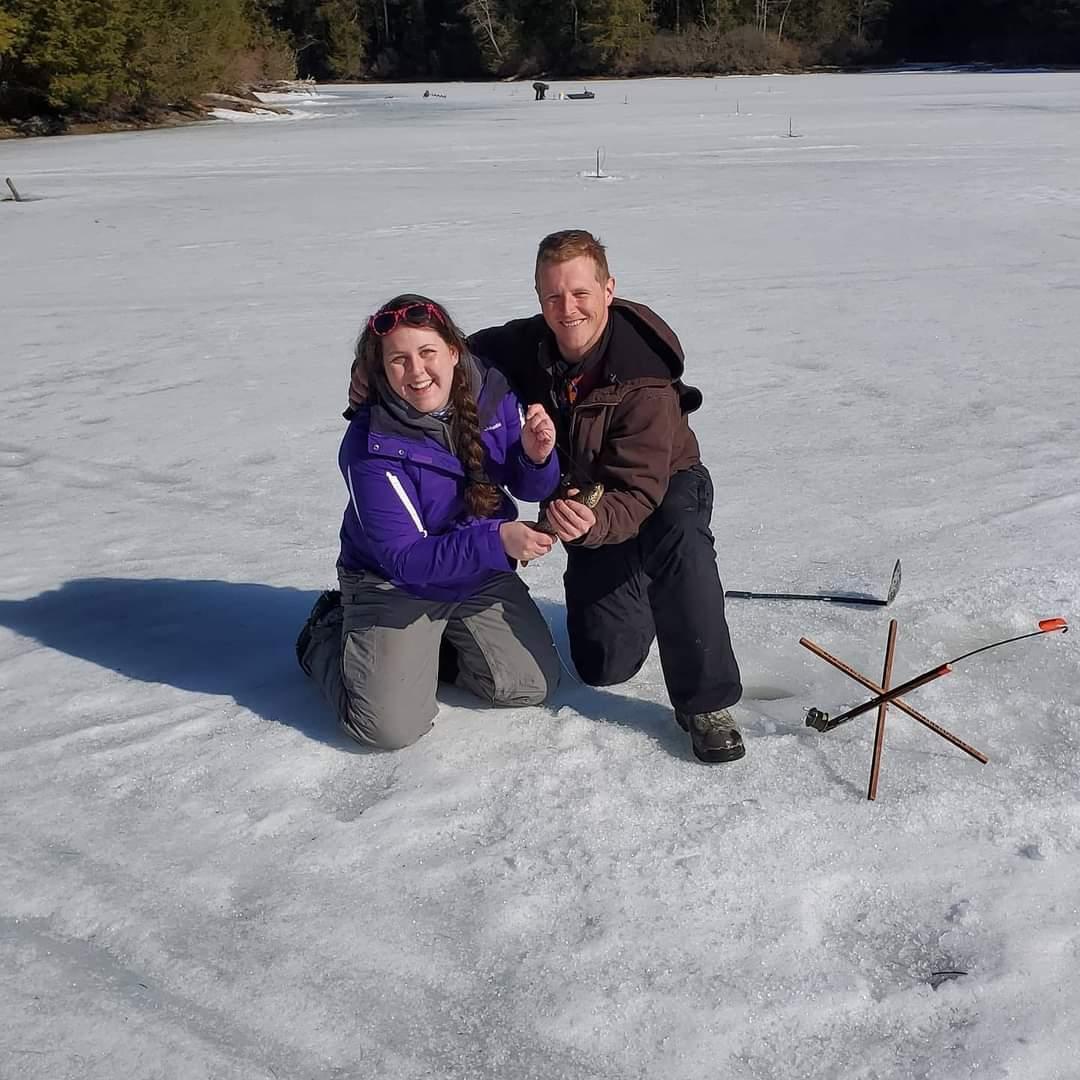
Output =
[
  {"x1": 0, "y1": 577, "x2": 351, "y2": 747},
  {"x1": 534, "y1": 597, "x2": 687, "y2": 756},
  {"x1": 0, "y1": 579, "x2": 686, "y2": 755}
]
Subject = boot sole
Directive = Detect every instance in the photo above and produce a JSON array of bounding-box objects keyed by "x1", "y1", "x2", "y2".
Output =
[
  {"x1": 675, "y1": 712, "x2": 745, "y2": 763},
  {"x1": 691, "y1": 741, "x2": 746, "y2": 764}
]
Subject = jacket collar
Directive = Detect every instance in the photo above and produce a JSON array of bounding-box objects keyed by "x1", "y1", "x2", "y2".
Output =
[
  {"x1": 536, "y1": 300, "x2": 702, "y2": 413},
  {"x1": 539, "y1": 305, "x2": 670, "y2": 395},
  {"x1": 373, "y1": 368, "x2": 454, "y2": 454},
  {"x1": 366, "y1": 406, "x2": 464, "y2": 476}
]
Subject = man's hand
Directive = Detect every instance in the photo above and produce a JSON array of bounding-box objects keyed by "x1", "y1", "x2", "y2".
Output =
[
  {"x1": 520, "y1": 403, "x2": 556, "y2": 464},
  {"x1": 500, "y1": 521, "x2": 556, "y2": 562},
  {"x1": 545, "y1": 491, "x2": 596, "y2": 542}
]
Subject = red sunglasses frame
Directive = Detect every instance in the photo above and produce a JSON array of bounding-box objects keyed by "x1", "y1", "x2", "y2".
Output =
[{"x1": 367, "y1": 302, "x2": 447, "y2": 337}]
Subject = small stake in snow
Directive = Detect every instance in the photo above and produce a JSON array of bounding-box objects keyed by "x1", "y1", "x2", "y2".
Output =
[
  {"x1": 867, "y1": 619, "x2": 898, "y2": 801},
  {"x1": 801, "y1": 618, "x2": 1068, "y2": 799},
  {"x1": 5, "y1": 177, "x2": 22, "y2": 202}
]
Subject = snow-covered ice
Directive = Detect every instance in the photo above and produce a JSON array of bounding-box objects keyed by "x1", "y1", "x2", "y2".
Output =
[{"x1": 1, "y1": 73, "x2": 1079, "y2": 1079}]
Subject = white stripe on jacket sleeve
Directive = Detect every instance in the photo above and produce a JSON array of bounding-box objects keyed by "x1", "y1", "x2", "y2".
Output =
[
  {"x1": 385, "y1": 471, "x2": 427, "y2": 537},
  {"x1": 346, "y1": 466, "x2": 365, "y2": 531}
]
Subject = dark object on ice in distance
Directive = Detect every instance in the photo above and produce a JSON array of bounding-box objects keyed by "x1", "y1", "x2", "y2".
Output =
[
  {"x1": 533, "y1": 82, "x2": 550, "y2": 101},
  {"x1": 928, "y1": 970, "x2": 968, "y2": 990},
  {"x1": 422, "y1": 90, "x2": 446, "y2": 99},
  {"x1": 726, "y1": 559, "x2": 901, "y2": 607},
  {"x1": 566, "y1": 87, "x2": 595, "y2": 100}
]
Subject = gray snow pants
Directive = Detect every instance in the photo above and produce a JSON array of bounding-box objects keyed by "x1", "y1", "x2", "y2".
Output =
[{"x1": 302, "y1": 568, "x2": 560, "y2": 750}]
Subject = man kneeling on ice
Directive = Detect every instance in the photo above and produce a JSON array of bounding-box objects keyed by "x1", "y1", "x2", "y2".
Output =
[{"x1": 468, "y1": 229, "x2": 745, "y2": 763}]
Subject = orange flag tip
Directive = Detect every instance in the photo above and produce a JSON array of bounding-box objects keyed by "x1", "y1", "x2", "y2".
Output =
[{"x1": 1038, "y1": 617, "x2": 1068, "y2": 632}]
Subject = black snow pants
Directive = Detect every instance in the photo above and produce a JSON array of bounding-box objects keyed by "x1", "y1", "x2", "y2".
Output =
[{"x1": 563, "y1": 463, "x2": 742, "y2": 716}]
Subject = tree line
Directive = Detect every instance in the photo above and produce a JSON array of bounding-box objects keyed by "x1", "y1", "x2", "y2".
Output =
[
  {"x1": 0, "y1": 0, "x2": 294, "y2": 120},
  {"x1": 2, "y1": 0, "x2": 1078, "y2": 123}
]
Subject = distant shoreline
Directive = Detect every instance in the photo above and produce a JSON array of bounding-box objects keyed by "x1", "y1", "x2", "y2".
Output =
[
  {"x1": 0, "y1": 86, "x2": 298, "y2": 141},
  {"x1": 4, "y1": 64, "x2": 1078, "y2": 141},
  {"x1": 0, "y1": 106, "x2": 206, "y2": 141}
]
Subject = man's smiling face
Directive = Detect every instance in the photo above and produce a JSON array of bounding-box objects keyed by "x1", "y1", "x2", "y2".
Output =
[{"x1": 535, "y1": 254, "x2": 615, "y2": 363}]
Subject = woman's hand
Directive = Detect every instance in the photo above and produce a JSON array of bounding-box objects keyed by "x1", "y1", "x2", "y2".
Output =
[
  {"x1": 500, "y1": 521, "x2": 556, "y2": 562},
  {"x1": 545, "y1": 491, "x2": 596, "y2": 542},
  {"x1": 520, "y1": 403, "x2": 556, "y2": 464}
]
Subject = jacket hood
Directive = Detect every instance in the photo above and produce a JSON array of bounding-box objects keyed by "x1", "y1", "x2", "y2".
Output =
[
  {"x1": 595, "y1": 299, "x2": 703, "y2": 415},
  {"x1": 610, "y1": 298, "x2": 685, "y2": 379}
]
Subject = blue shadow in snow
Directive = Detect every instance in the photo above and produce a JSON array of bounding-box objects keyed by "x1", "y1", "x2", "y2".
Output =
[
  {"x1": 0, "y1": 580, "x2": 684, "y2": 755},
  {"x1": 533, "y1": 597, "x2": 686, "y2": 754},
  {"x1": 0, "y1": 577, "x2": 353, "y2": 748}
]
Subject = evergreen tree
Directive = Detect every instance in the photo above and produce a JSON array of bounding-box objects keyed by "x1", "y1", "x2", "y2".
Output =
[
  {"x1": 317, "y1": 0, "x2": 368, "y2": 77},
  {"x1": 581, "y1": 0, "x2": 652, "y2": 70},
  {"x1": 462, "y1": 0, "x2": 521, "y2": 72},
  {"x1": 0, "y1": 0, "x2": 292, "y2": 119},
  {"x1": 0, "y1": 10, "x2": 21, "y2": 57}
]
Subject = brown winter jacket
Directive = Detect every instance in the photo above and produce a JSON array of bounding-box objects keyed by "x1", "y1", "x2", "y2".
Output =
[{"x1": 467, "y1": 299, "x2": 704, "y2": 548}]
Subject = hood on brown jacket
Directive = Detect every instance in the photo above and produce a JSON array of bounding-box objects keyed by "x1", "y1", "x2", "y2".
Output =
[{"x1": 598, "y1": 298, "x2": 703, "y2": 416}]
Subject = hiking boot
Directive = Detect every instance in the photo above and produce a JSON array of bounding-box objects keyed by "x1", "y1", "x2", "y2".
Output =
[
  {"x1": 675, "y1": 708, "x2": 745, "y2": 764},
  {"x1": 295, "y1": 589, "x2": 341, "y2": 676}
]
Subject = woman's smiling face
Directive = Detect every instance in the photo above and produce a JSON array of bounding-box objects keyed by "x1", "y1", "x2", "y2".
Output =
[{"x1": 381, "y1": 325, "x2": 459, "y2": 412}]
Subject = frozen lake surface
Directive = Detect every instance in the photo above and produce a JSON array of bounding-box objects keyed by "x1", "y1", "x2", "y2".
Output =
[{"x1": 2, "y1": 72, "x2": 1079, "y2": 1079}]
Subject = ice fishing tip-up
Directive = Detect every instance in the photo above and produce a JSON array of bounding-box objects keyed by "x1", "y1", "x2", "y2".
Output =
[
  {"x1": 805, "y1": 617, "x2": 1068, "y2": 735},
  {"x1": 800, "y1": 617, "x2": 1068, "y2": 801}
]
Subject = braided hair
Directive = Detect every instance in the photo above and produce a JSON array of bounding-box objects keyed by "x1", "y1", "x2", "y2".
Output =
[
  {"x1": 447, "y1": 362, "x2": 504, "y2": 519},
  {"x1": 357, "y1": 294, "x2": 504, "y2": 520}
]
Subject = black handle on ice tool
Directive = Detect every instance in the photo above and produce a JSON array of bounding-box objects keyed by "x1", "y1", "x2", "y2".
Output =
[
  {"x1": 725, "y1": 590, "x2": 885, "y2": 606},
  {"x1": 726, "y1": 560, "x2": 902, "y2": 607},
  {"x1": 806, "y1": 618, "x2": 1069, "y2": 733},
  {"x1": 805, "y1": 664, "x2": 952, "y2": 732}
]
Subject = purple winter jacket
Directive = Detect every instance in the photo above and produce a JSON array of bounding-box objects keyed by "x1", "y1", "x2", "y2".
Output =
[{"x1": 338, "y1": 361, "x2": 560, "y2": 602}]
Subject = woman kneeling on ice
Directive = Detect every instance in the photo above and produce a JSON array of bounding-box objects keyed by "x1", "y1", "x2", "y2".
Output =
[{"x1": 297, "y1": 295, "x2": 562, "y2": 748}]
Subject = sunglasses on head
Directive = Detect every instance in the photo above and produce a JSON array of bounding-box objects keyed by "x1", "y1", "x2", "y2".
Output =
[{"x1": 368, "y1": 302, "x2": 446, "y2": 337}]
